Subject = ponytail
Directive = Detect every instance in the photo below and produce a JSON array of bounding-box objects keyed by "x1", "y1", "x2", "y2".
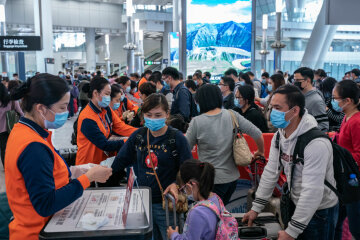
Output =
[
  {"x1": 199, "y1": 162, "x2": 215, "y2": 199},
  {"x1": 179, "y1": 159, "x2": 215, "y2": 199}
]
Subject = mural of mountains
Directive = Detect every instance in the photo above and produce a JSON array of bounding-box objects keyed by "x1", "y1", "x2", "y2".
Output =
[{"x1": 187, "y1": 21, "x2": 252, "y2": 52}]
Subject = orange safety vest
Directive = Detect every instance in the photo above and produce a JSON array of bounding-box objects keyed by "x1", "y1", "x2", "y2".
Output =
[
  {"x1": 5, "y1": 122, "x2": 89, "y2": 240},
  {"x1": 76, "y1": 102, "x2": 137, "y2": 165}
]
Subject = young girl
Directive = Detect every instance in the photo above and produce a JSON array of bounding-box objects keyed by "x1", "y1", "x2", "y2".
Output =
[{"x1": 167, "y1": 159, "x2": 238, "y2": 240}]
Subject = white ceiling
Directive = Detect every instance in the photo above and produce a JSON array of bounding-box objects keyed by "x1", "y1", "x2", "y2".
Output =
[{"x1": 67, "y1": 0, "x2": 172, "y2": 5}]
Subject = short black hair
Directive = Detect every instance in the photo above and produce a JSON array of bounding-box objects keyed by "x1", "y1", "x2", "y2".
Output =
[
  {"x1": 139, "y1": 82, "x2": 156, "y2": 97},
  {"x1": 204, "y1": 72, "x2": 211, "y2": 79},
  {"x1": 144, "y1": 70, "x2": 153, "y2": 75},
  {"x1": 195, "y1": 70, "x2": 202, "y2": 76},
  {"x1": 162, "y1": 67, "x2": 179, "y2": 80},
  {"x1": 237, "y1": 85, "x2": 257, "y2": 109},
  {"x1": 130, "y1": 73, "x2": 140, "y2": 79},
  {"x1": 351, "y1": 68, "x2": 360, "y2": 77},
  {"x1": 294, "y1": 67, "x2": 314, "y2": 82},
  {"x1": 130, "y1": 80, "x2": 137, "y2": 90},
  {"x1": 221, "y1": 76, "x2": 235, "y2": 92},
  {"x1": 336, "y1": 80, "x2": 360, "y2": 110},
  {"x1": 273, "y1": 84, "x2": 306, "y2": 117},
  {"x1": 11, "y1": 74, "x2": 69, "y2": 112},
  {"x1": 184, "y1": 80, "x2": 196, "y2": 91},
  {"x1": 179, "y1": 72, "x2": 184, "y2": 80},
  {"x1": 276, "y1": 70, "x2": 284, "y2": 75},
  {"x1": 88, "y1": 76, "x2": 110, "y2": 98},
  {"x1": 193, "y1": 72, "x2": 202, "y2": 80},
  {"x1": 314, "y1": 69, "x2": 327, "y2": 78},
  {"x1": 142, "y1": 93, "x2": 169, "y2": 113},
  {"x1": 319, "y1": 77, "x2": 337, "y2": 96},
  {"x1": 261, "y1": 72, "x2": 270, "y2": 78},
  {"x1": 115, "y1": 76, "x2": 130, "y2": 85},
  {"x1": 247, "y1": 71, "x2": 255, "y2": 77},
  {"x1": 224, "y1": 68, "x2": 238, "y2": 77},
  {"x1": 239, "y1": 72, "x2": 253, "y2": 86},
  {"x1": 148, "y1": 73, "x2": 162, "y2": 85},
  {"x1": 111, "y1": 84, "x2": 121, "y2": 99},
  {"x1": 195, "y1": 84, "x2": 222, "y2": 114}
]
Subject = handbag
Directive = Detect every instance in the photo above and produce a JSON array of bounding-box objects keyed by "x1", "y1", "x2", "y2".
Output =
[
  {"x1": 228, "y1": 110, "x2": 252, "y2": 166},
  {"x1": 146, "y1": 129, "x2": 188, "y2": 213},
  {"x1": 6, "y1": 101, "x2": 20, "y2": 134}
]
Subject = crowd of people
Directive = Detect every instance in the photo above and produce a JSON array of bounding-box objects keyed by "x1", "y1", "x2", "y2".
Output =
[{"x1": 0, "y1": 65, "x2": 360, "y2": 240}]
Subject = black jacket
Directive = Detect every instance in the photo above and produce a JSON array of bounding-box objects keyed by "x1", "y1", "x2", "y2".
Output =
[
  {"x1": 223, "y1": 93, "x2": 235, "y2": 110},
  {"x1": 234, "y1": 106, "x2": 269, "y2": 133}
]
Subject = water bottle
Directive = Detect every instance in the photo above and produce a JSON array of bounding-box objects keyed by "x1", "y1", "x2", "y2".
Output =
[{"x1": 348, "y1": 174, "x2": 359, "y2": 187}]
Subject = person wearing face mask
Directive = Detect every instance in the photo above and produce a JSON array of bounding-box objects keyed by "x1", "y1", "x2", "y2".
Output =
[
  {"x1": 148, "y1": 73, "x2": 173, "y2": 109},
  {"x1": 318, "y1": 77, "x2": 345, "y2": 132},
  {"x1": 243, "y1": 84, "x2": 338, "y2": 240},
  {"x1": 332, "y1": 80, "x2": 360, "y2": 240},
  {"x1": 167, "y1": 160, "x2": 238, "y2": 240},
  {"x1": 255, "y1": 74, "x2": 286, "y2": 133},
  {"x1": 193, "y1": 72, "x2": 206, "y2": 88},
  {"x1": 5, "y1": 74, "x2": 113, "y2": 239},
  {"x1": 76, "y1": 77, "x2": 137, "y2": 166},
  {"x1": 110, "y1": 84, "x2": 139, "y2": 123},
  {"x1": 186, "y1": 84, "x2": 264, "y2": 205},
  {"x1": 219, "y1": 76, "x2": 235, "y2": 110},
  {"x1": 239, "y1": 72, "x2": 259, "y2": 98},
  {"x1": 112, "y1": 93, "x2": 192, "y2": 240},
  {"x1": 233, "y1": 85, "x2": 268, "y2": 133},
  {"x1": 293, "y1": 67, "x2": 329, "y2": 132},
  {"x1": 162, "y1": 67, "x2": 197, "y2": 123},
  {"x1": 128, "y1": 82, "x2": 157, "y2": 128}
]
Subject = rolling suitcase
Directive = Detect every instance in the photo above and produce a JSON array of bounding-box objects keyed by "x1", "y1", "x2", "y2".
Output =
[
  {"x1": 234, "y1": 212, "x2": 282, "y2": 240},
  {"x1": 164, "y1": 194, "x2": 185, "y2": 239}
]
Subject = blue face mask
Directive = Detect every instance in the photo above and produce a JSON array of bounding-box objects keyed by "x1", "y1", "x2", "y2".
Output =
[
  {"x1": 196, "y1": 103, "x2": 200, "y2": 113},
  {"x1": 270, "y1": 108, "x2": 293, "y2": 129},
  {"x1": 120, "y1": 95, "x2": 125, "y2": 102},
  {"x1": 331, "y1": 99, "x2": 343, "y2": 112},
  {"x1": 144, "y1": 117, "x2": 166, "y2": 131},
  {"x1": 240, "y1": 81, "x2": 245, "y2": 86},
  {"x1": 125, "y1": 86, "x2": 131, "y2": 93},
  {"x1": 163, "y1": 81, "x2": 170, "y2": 89},
  {"x1": 112, "y1": 103, "x2": 120, "y2": 110},
  {"x1": 98, "y1": 95, "x2": 111, "y2": 108},
  {"x1": 267, "y1": 84, "x2": 273, "y2": 92},
  {"x1": 43, "y1": 110, "x2": 69, "y2": 129},
  {"x1": 234, "y1": 98, "x2": 242, "y2": 108}
]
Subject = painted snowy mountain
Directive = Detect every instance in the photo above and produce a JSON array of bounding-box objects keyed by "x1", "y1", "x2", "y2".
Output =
[{"x1": 187, "y1": 21, "x2": 252, "y2": 52}]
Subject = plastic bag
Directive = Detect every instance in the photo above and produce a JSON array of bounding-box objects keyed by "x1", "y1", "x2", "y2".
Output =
[{"x1": 70, "y1": 163, "x2": 97, "y2": 179}]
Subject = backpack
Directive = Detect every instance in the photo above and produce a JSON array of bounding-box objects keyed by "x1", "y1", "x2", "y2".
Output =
[
  {"x1": 193, "y1": 194, "x2": 238, "y2": 240},
  {"x1": 70, "y1": 106, "x2": 88, "y2": 146},
  {"x1": 134, "y1": 127, "x2": 180, "y2": 166},
  {"x1": 254, "y1": 79, "x2": 268, "y2": 98},
  {"x1": 275, "y1": 127, "x2": 360, "y2": 204},
  {"x1": 175, "y1": 85, "x2": 198, "y2": 122}
]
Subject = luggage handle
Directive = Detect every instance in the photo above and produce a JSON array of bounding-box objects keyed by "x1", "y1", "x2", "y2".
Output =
[
  {"x1": 165, "y1": 193, "x2": 177, "y2": 229},
  {"x1": 238, "y1": 226, "x2": 267, "y2": 238}
]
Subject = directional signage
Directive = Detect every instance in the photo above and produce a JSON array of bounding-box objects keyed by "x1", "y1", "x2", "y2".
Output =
[{"x1": 0, "y1": 36, "x2": 42, "y2": 51}]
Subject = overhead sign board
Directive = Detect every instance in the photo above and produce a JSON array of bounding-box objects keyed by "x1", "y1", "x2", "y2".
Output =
[{"x1": 0, "y1": 36, "x2": 42, "y2": 51}]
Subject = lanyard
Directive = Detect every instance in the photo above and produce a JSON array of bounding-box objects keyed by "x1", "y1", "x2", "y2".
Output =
[{"x1": 98, "y1": 113, "x2": 110, "y2": 136}]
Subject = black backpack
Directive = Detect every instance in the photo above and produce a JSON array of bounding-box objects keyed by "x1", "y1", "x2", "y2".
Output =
[
  {"x1": 134, "y1": 127, "x2": 180, "y2": 166},
  {"x1": 276, "y1": 127, "x2": 360, "y2": 204}
]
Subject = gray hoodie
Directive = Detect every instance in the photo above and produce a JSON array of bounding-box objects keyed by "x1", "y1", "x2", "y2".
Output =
[
  {"x1": 304, "y1": 89, "x2": 329, "y2": 132},
  {"x1": 251, "y1": 111, "x2": 338, "y2": 239}
]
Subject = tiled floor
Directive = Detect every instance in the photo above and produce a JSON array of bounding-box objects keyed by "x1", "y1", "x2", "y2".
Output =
[{"x1": 0, "y1": 114, "x2": 78, "y2": 194}]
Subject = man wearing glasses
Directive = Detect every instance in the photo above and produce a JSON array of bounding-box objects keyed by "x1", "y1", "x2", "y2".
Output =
[
  {"x1": 293, "y1": 67, "x2": 329, "y2": 132},
  {"x1": 219, "y1": 76, "x2": 235, "y2": 109}
]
